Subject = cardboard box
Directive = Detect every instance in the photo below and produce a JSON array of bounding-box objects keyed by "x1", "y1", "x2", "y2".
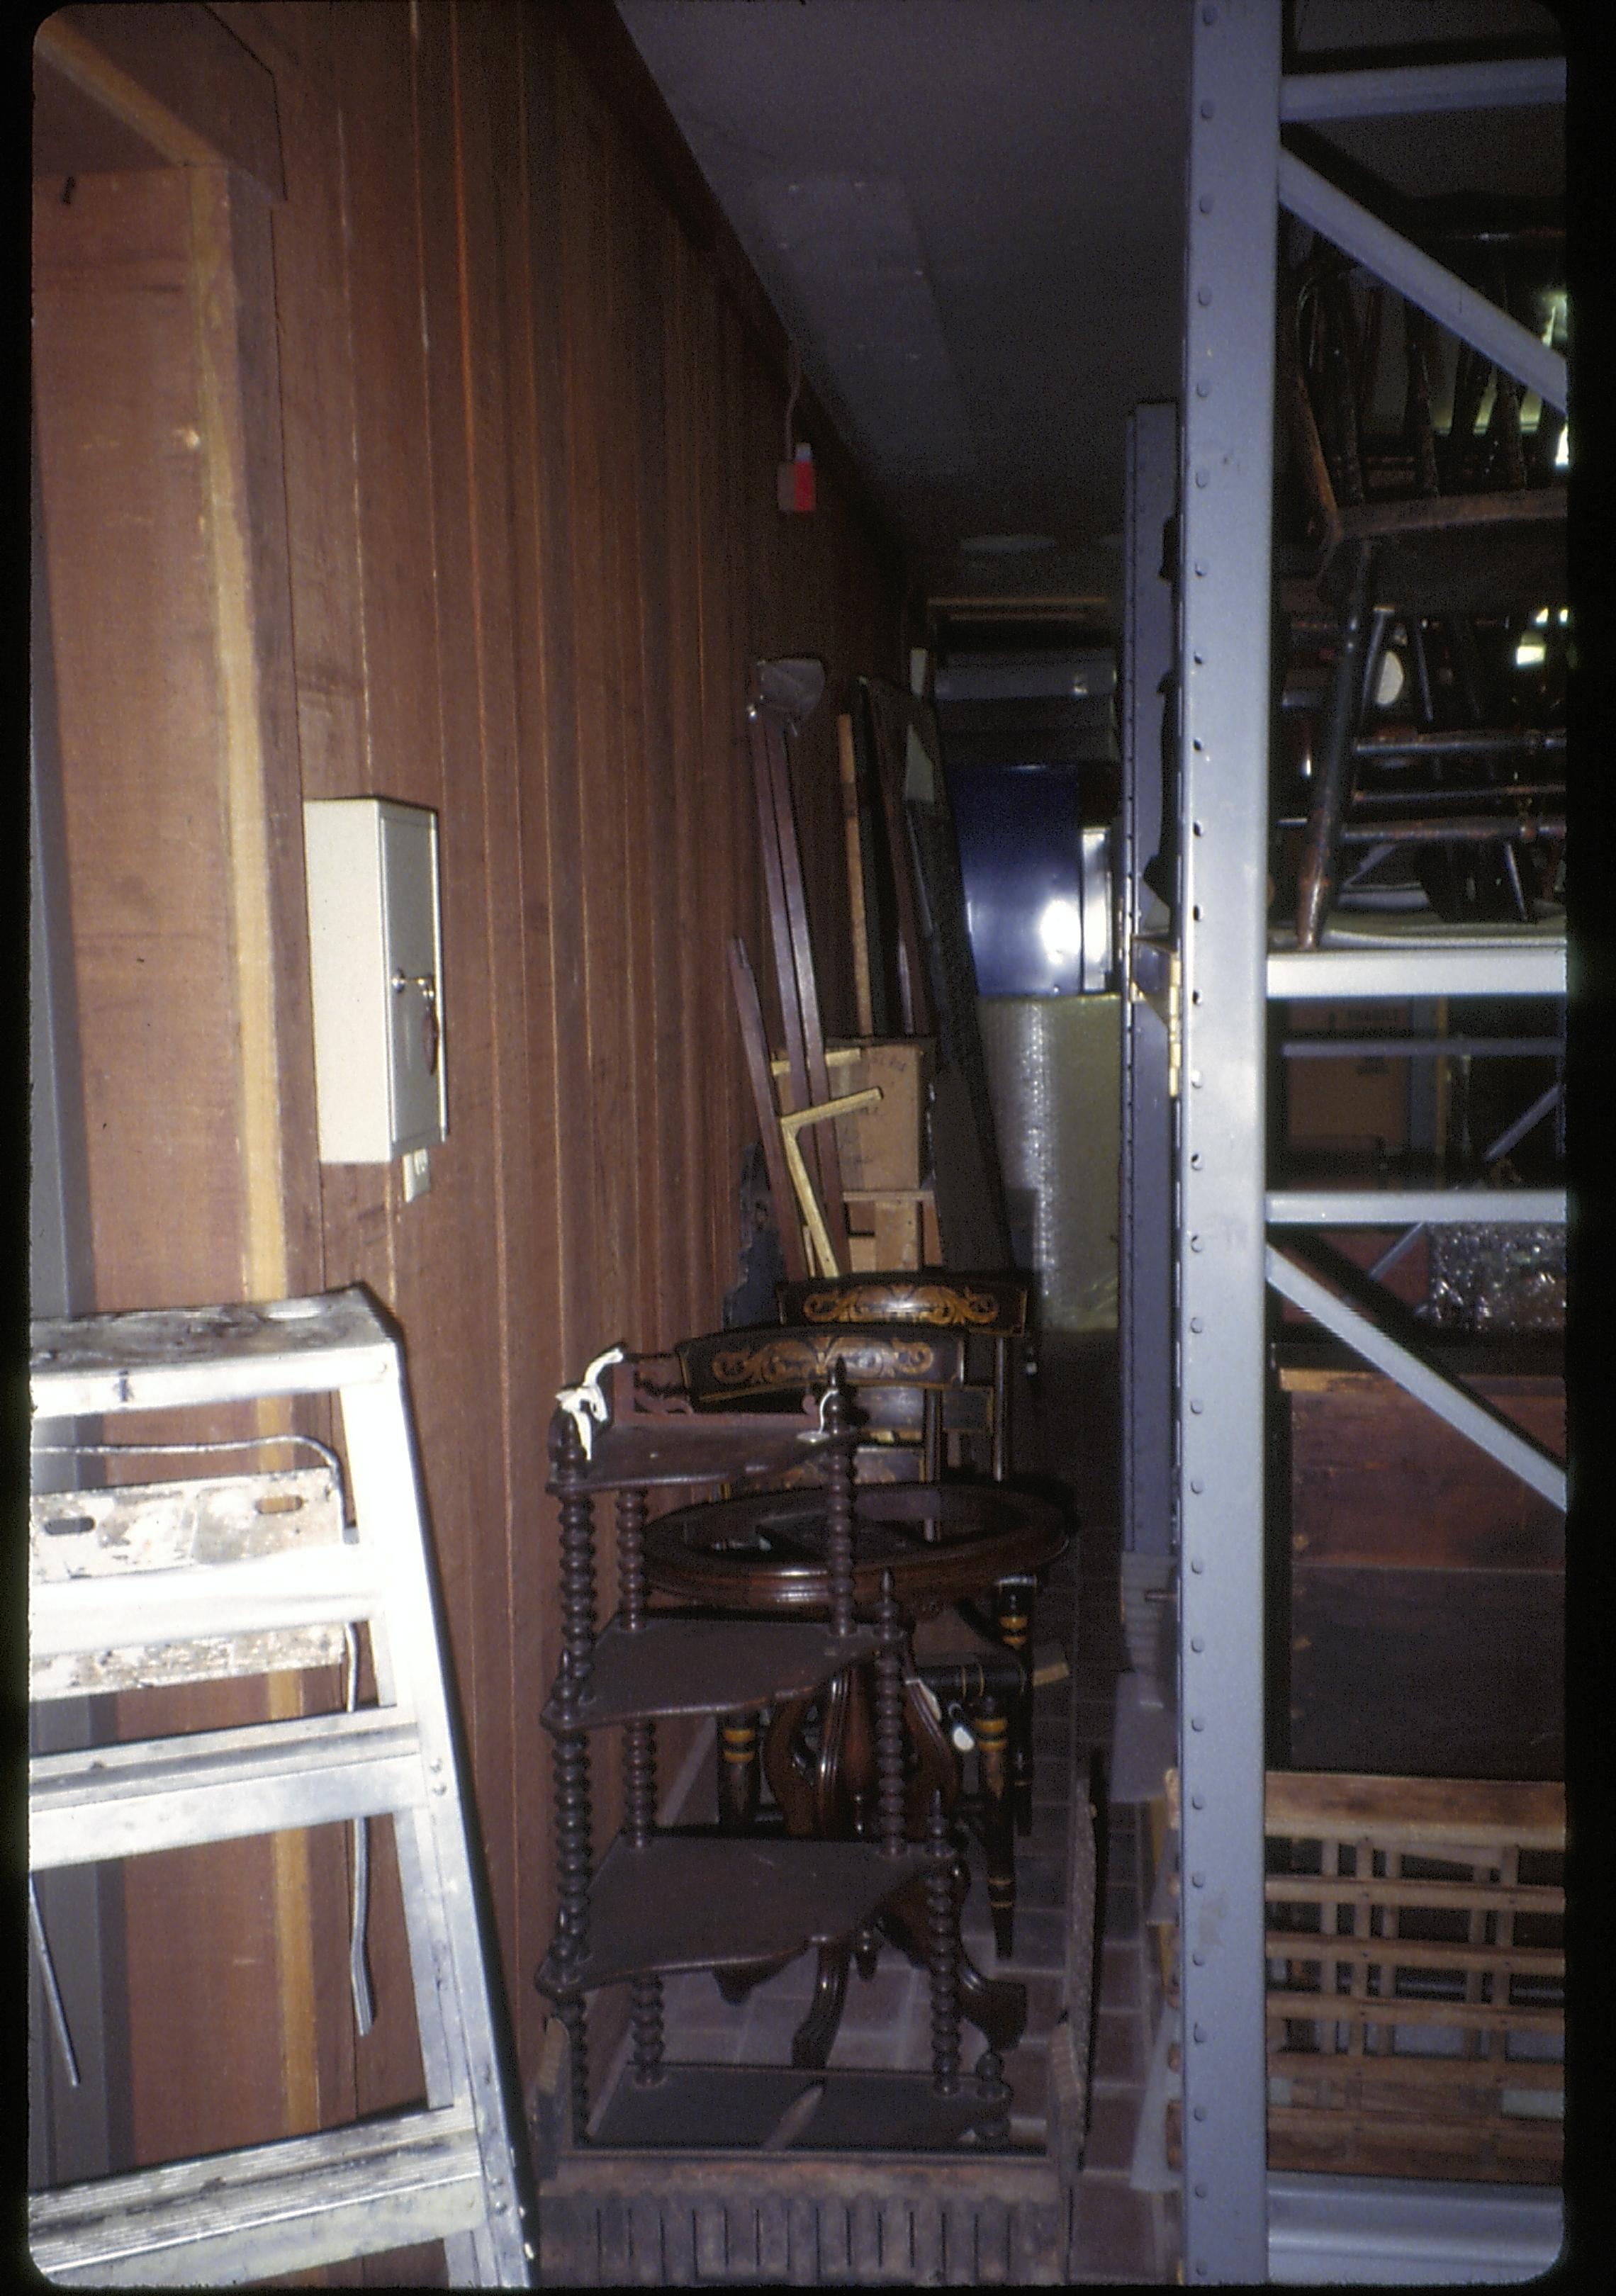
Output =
[
  {"x1": 844, "y1": 1190, "x2": 941, "y2": 1272},
  {"x1": 773, "y1": 1038, "x2": 934, "y2": 1193}
]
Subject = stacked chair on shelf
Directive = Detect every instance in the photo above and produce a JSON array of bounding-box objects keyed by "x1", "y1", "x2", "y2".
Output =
[{"x1": 1276, "y1": 198, "x2": 1566, "y2": 946}]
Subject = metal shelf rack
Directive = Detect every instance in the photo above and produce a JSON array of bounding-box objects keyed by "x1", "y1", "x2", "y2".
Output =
[{"x1": 1119, "y1": 4, "x2": 1569, "y2": 2278}]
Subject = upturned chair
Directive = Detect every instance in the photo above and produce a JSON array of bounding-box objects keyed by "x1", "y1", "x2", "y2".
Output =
[{"x1": 1279, "y1": 203, "x2": 1566, "y2": 946}]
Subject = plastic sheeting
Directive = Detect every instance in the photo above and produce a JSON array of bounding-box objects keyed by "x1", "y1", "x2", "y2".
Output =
[
  {"x1": 977, "y1": 994, "x2": 1120, "y2": 1331},
  {"x1": 1423, "y1": 1222, "x2": 1566, "y2": 1333}
]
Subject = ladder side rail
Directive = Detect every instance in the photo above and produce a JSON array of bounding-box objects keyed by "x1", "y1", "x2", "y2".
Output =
[
  {"x1": 337, "y1": 1367, "x2": 467, "y2": 2103},
  {"x1": 336, "y1": 1363, "x2": 532, "y2": 2279}
]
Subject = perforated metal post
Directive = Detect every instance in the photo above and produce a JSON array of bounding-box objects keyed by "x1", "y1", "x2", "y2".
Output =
[
  {"x1": 1120, "y1": 400, "x2": 1179, "y2": 1561},
  {"x1": 1175, "y1": 0, "x2": 1279, "y2": 2278}
]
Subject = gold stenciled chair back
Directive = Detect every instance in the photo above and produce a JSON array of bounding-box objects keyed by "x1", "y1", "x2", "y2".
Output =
[
  {"x1": 678, "y1": 1324, "x2": 990, "y2": 1481},
  {"x1": 776, "y1": 1274, "x2": 1028, "y2": 1481}
]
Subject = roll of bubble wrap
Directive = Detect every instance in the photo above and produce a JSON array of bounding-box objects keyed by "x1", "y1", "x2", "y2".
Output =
[{"x1": 977, "y1": 993, "x2": 1121, "y2": 1331}]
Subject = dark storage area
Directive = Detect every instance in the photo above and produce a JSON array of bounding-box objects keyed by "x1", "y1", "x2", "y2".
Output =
[{"x1": 29, "y1": 2, "x2": 1570, "y2": 2285}]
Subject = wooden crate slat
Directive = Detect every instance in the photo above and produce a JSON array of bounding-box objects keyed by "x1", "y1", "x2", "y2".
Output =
[
  {"x1": 1265, "y1": 1771, "x2": 1564, "y2": 1848},
  {"x1": 1264, "y1": 1935, "x2": 1563, "y2": 1978},
  {"x1": 1272, "y1": 2058, "x2": 1564, "y2": 2104},
  {"x1": 1267, "y1": 1874, "x2": 1562, "y2": 1913},
  {"x1": 1257, "y1": 1769, "x2": 1564, "y2": 2185},
  {"x1": 1266, "y1": 1988, "x2": 1560, "y2": 2034}
]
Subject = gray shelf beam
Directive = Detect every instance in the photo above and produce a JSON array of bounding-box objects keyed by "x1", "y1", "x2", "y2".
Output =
[
  {"x1": 1120, "y1": 402, "x2": 1178, "y2": 1560},
  {"x1": 1174, "y1": 1, "x2": 1279, "y2": 2278},
  {"x1": 1267, "y1": 2172, "x2": 1564, "y2": 2285},
  {"x1": 1279, "y1": 1037, "x2": 1560, "y2": 1061},
  {"x1": 1267, "y1": 1188, "x2": 1565, "y2": 1227},
  {"x1": 1280, "y1": 57, "x2": 1564, "y2": 123},
  {"x1": 1276, "y1": 150, "x2": 1566, "y2": 411},
  {"x1": 1269, "y1": 941, "x2": 1566, "y2": 1000},
  {"x1": 1265, "y1": 1247, "x2": 1566, "y2": 1510}
]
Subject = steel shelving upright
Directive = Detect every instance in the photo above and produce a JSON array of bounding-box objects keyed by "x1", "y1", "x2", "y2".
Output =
[
  {"x1": 1118, "y1": 400, "x2": 1177, "y2": 1585},
  {"x1": 1143, "y1": 2, "x2": 1569, "y2": 2280}
]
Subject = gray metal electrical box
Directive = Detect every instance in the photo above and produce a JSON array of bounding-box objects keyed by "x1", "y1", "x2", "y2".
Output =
[{"x1": 303, "y1": 798, "x2": 447, "y2": 1164}]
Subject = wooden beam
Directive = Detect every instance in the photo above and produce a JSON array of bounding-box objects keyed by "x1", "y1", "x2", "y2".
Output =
[
  {"x1": 838, "y1": 714, "x2": 875, "y2": 1039},
  {"x1": 1265, "y1": 1769, "x2": 1564, "y2": 1848},
  {"x1": 35, "y1": 4, "x2": 285, "y2": 198}
]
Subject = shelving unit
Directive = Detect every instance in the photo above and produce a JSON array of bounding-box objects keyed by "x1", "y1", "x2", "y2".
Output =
[
  {"x1": 1123, "y1": 3, "x2": 1569, "y2": 2279},
  {"x1": 533, "y1": 1358, "x2": 1014, "y2": 2162}
]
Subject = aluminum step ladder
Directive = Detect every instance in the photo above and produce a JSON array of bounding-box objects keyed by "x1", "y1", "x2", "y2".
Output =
[{"x1": 27, "y1": 1286, "x2": 534, "y2": 2287}]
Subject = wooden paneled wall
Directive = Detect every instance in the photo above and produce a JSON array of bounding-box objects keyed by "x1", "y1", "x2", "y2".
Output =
[{"x1": 33, "y1": 0, "x2": 904, "y2": 2207}]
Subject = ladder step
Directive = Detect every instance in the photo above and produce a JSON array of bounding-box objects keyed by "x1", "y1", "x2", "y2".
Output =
[
  {"x1": 28, "y1": 2103, "x2": 489, "y2": 2285},
  {"x1": 29, "y1": 1288, "x2": 396, "y2": 1419},
  {"x1": 30, "y1": 1708, "x2": 427, "y2": 1869},
  {"x1": 29, "y1": 1543, "x2": 388, "y2": 1661}
]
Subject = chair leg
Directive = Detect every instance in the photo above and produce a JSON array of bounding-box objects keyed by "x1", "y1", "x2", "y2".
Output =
[
  {"x1": 880, "y1": 1872, "x2": 1027, "y2": 2056},
  {"x1": 715, "y1": 1952, "x2": 793, "y2": 2006},
  {"x1": 717, "y1": 1710, "x2": 760, "y2": 1834},
  {"x1": 790, "y1": 1943, "x2": 850, "y2": 2069},
  {"x1": 971, "y1": 1690, "x2": 1016, "y2": 1959},
  {"x1": 921, "y1": 1390, "x2": 943, "y2": 1505},
  {"x1": 1296, "y1": 539, "x2": 1374, "y2": 950},
  {"x1": 995, "y1": 1580, "x2": 1036, "y2": 1835},
  {"x1": 925, "y1": 1794, "x2": 961, "y2": 2093}
]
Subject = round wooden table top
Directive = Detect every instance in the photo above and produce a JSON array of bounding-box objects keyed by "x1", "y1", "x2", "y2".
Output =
[{"x1": 643, "y1": 1481, "x2": 1067, "y2": 1619}]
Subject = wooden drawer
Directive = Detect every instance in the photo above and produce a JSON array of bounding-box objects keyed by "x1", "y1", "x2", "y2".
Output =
[
  {"x1": 1288, "y1": 1568, "x2": 1563, "y2": 1779},
  {"x1": 1278, "y1": 1356, "x2": 1564, "y2": 1571},
  {"x1": 1275, "y1": 1349, "x2": 1564, "y2": 1779}
]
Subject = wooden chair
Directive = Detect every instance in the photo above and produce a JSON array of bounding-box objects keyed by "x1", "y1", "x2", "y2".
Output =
[
  {"x1": 641, "y1": 1464, "x2": 1067, "y2": 2060},
  {"x1": 773, "y1": 1273, "x2": 1046, "y2": 1833},
  {"x1": 776, "y1": 1273, "x2": 1029, "y2": 1482},
  {"x1": 678, "y1": 1320, "x2": 1031, "y2": 1958},
  {"x1": 678, "y1": 1322, "x2": 992, "y2": 1482}
]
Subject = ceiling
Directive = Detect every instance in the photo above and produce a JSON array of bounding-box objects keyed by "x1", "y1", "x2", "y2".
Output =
[{"x1": 617, "y1": 0, "x2": 1564, "y2": 625}]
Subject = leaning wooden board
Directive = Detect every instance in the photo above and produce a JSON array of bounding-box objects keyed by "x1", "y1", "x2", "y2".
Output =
[{"x1": 854, "y1": 678, "x2": 1013, "y2": 1271}]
